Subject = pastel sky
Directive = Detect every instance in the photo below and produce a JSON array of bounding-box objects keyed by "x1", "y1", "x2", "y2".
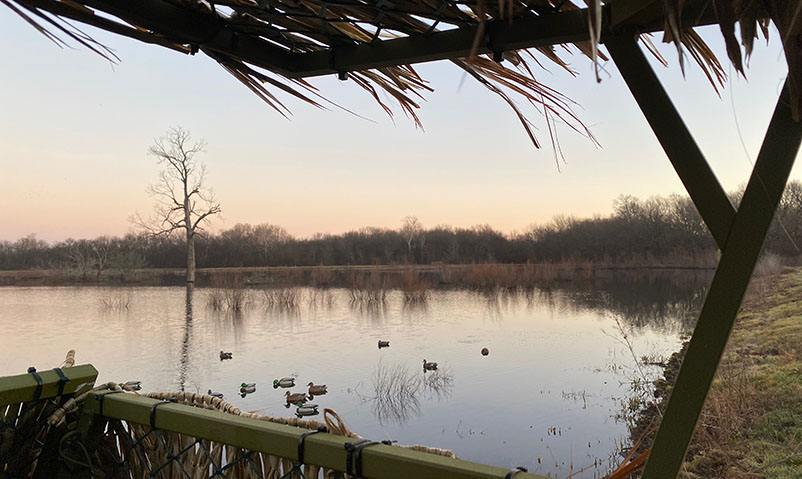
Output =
[{"x1": 0, "y1": 9, "x2": 795, "y2": 242}]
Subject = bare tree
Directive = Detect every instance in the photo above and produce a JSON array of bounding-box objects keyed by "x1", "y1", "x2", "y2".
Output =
[
  {"x1": 133, "y1": 127, "x2": 221, "y2": 283},
  {"x1": 400, "y1": 216, "x2": 423, "y2": 263}
]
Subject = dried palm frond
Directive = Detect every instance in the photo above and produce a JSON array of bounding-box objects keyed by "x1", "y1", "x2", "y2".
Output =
[
  {"x1": 4, "y1": 0, "x2": 800, "y2": 153},
  {"x1": 657, "y1": 0, "x2": 802, "y2": 119}
]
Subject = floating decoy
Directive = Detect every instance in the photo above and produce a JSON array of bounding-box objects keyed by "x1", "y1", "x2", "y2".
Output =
[
  {"x1": 296, "y1": 405, "x2": 319, "y2": 417},
  {"x1": 241, "y1": 382, "x2": 256, "y2": 389},
  {"x1": 307, "y1": 382, "x2": 327, "y2": 396},
  {"x1": 121, "y1": 381, "x2": 142, "y2": 391},
  {"x1": 378, "y1": 340, "x2": 390, "y2": 349},
  {"x1": 207, "y1": 389, "x2": 224, "y2": 399},
  {"x1": 240, "y1": 384, "x2": 256, "y2": 394},
  {"x1": 273, "y1": 377, "x2": 295, "y2": 388},
  {"x1": 284, "y1": 391, "x2": 307, "y2": 405},
  {"x1": 423, "y1": 359, "x2": 438, "y2": 371},
  {"x1": 220, "y1": 351, "x2": 233, "y2": 360}
]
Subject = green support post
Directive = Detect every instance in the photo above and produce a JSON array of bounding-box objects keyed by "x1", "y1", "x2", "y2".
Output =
[
  {"x1": 640, "y1": 83, "x2": 802, "y2": 478},
  {"x1": 605, "y1": 32, "x2": 736, "y2": 250}
]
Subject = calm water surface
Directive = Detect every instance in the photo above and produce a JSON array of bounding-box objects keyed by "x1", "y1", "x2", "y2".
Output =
[{"x1": 0, "y1": 274, "x2": 707, "y2": 478}]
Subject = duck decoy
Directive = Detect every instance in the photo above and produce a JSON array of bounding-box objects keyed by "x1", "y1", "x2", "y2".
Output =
[
  {"x1": 207, "y1": 389, "x2": 224, "y2": 399},
  {"x1": 220, "y1": 351, "x2": 233, "y2": 360},
  {"x1": 378, "y1": 340, "x2": 390, "y2": 349},
  {"x1": 241, "y1": 382, "x2": 256, "y2": 388},
  {"x1": 307, "y1": 382, "x2": 327, "y2": 396},
  {"x1": 423, "y1": 359, "x2": 438, "y2": 371},
  {"x1": 240, "y1": 384, "x2": 256, "y2": 394},
  {"x1": 273, "y1": 377, "x2": 295, "y2": 389},
  {"x1": 121, "y1": 381, "x2": 142, "y2": 391},
  {"x1": 284, "y1": 391, "x2": 307, "y2": 405},
  {"x1": 296, "y1": 405, "x2": 319, "y2": 417}
]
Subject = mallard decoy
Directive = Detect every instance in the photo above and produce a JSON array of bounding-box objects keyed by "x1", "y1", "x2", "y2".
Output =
[
  {"x1": 241, "y1": 382, "x2": 256, "y2": 388},
  {"x1": 307, "y1": 382, "x2": 327, "y2": 396},
  {"x1": 284, "y1": 391, "x2": 307, "y2": 405},
  {"x1": 240, "y1": 384, "x2": 256, "y2": 394},
  {"x1": 423, "y1": 359, "x2": 438, "y2": 371},
  {"x1": 273, "y1": 377, "x2": 295, "y2": 389},
  {"x1": 121, "y1": 381, "x2": 142, "y2": 391},
  {"x1": 296, "y1": 405, "x2": 319, "y2": 417},
  {"x1": 207, "y1": 389, "x2": 224, "y2": 399},
  {"x1": 220, "y1": 351, "x2": 233, "y2": 360},
  {"x1": 378, "y1": 340, "x2": 390, "y2": 349}
]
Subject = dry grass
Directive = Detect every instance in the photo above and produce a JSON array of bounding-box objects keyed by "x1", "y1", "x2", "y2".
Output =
[
  {"x1": 401, "y1": 270, "x2": 430, "y2": 304},
  {"x1": 631, "y1": 269, "x2": 802, "y2": 479},
  {"x1": 261, "y1": 287, "x2": 299, "y2": 310},
  {"x1": 347, "y1": 272, "x2": 387, "y2": 304},
  {"x1": 207, "y1": 274, "x2": 251, "y2": 312},
  {"x1": 99, "y1": 290, "x2": 131, "y2": 311},
  {"x1": 371, "y1": 362, "x2": 421, "y2": 425}
]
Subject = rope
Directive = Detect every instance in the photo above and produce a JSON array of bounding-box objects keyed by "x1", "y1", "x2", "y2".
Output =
[{"x1": 146, "y1": 391, "x2": 457, "y2": 458}]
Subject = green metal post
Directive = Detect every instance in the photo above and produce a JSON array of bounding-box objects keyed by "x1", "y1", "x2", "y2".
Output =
[
  {"x1": 605, "y1": 32, "x2": 736, "y2": 250},
  {"x1": 641, "y1": 82, "x2": 802, "y2": 478}
]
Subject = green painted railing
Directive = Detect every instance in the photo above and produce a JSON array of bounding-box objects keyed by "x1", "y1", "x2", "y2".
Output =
[
  {"x1": 1, "y1": 365, "x2": 545, "y2": 479},
  {"x1": 0, "y1": 364, "x2": 98, "y2": 406}
]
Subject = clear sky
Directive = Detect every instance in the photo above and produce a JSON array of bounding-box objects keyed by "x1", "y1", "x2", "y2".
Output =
[{"x1": 0, "y1": 9, "x2": 795, "y2": 242}]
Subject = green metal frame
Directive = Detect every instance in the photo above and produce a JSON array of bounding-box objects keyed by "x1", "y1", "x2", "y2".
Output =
[
  {"x1": 607, "y1": 34, "x2": 802, "y2": 479},
  {"x1": 0, "y1": 365, "x2": 98, "y2": 406},
  {"x1": 80, "y1": 391, "x2": 547, "y2": 479}
]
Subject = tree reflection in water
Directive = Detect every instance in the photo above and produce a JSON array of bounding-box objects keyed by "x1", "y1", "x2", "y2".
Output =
[{"x1": 178, "y1": 284, "x2": 193, "y2": 392}]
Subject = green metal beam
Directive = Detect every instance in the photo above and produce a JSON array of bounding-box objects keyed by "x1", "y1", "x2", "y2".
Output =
[
  {"x1": 83, "y1": 392, "x2": 546, "y2": 479},
  {"x1": 641, "y1": 81, "x2": 802, "y2": 479},
  {"x1": 0, "y1": 364, "x2": 98, "y2": 406},
  {"x1": 605, "y1": 32, "x2": 735, "y2": 250}
]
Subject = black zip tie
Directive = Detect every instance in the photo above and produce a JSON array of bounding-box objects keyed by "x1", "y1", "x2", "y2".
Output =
[
  {"x1": 28, "y1": 367, "x2": 43, "y2": 402},
  {"x1": 354, "y1": 440, "x2": 386, "y2": 477},
  {"x1": 94, "y1": 390, "x2": 124, "y2": 417},
  {"x1": 344, "y1": 439, "x2": 372, "y2": 476},
  {"x1": 150, "y1": 398, "x2": 178, "y2": 429},
  {"x1": 53, "y1": 368, "x2": 70, "y2": 397},
  {"x1": 297, "y1": 425, "x2": 327, "y2": 464},
  {"x1": 505, "y1": 466, "x2": 528, "y2": 479}
]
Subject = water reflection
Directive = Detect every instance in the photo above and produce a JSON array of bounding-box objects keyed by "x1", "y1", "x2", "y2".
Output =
[
  {"x1": 371, "y1": 362, "x2": 422, "y2": 425},
  {"x1": 422, "y1": 367, "x2": 454, "y2": 401},
  {"x1": 370, "y1": 362, "x2": 454, "y2": 425},
  {"x1": 0, "y1": 271, "x2": 710, "y2": 479},
  {"x1": 178, "y1": 284, "x2": 193, "y2": 391}
]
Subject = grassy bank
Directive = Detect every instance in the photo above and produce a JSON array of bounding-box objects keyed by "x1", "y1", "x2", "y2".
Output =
[{"x1": 634, "y1": 268, "x2": 802, "y2": 478}]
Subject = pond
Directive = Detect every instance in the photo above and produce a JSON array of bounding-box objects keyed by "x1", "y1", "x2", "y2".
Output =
[{"x1": 0, "y1": 271, "x2": 710, "y2": 478}]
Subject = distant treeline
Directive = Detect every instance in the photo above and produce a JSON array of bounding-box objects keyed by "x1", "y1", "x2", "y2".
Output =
[{"x1": 3, "y1": 183, "x2": 802, "y2": 272}]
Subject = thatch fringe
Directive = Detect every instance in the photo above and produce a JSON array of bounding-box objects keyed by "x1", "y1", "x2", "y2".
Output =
[{"x1": 4, "y1": 0, "x2": 801, "y2": 148}]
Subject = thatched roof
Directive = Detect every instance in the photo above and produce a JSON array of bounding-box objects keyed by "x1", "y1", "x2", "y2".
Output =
[{"x1": 4, "y1": 0, "x2": 801, "y2": 148}]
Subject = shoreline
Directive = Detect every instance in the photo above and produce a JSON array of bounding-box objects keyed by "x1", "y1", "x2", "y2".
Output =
[
  {"x1": 629, "y1": 268, "x2": 802, "y2": 478},
  {"x1": 0, "y1": 263, "x2": 716, "y2": 288}
]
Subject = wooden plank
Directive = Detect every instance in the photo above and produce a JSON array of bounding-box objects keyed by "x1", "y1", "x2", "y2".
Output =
[
  {"x1": 0, "y1": 364, "x2": 98, "y2": 406},
  {"x1": 641, "y1": 81, "x2": 802, "y2": 478},
  {"x1": 84, "y1": 392, "x2": 546, "y2": 479}
]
